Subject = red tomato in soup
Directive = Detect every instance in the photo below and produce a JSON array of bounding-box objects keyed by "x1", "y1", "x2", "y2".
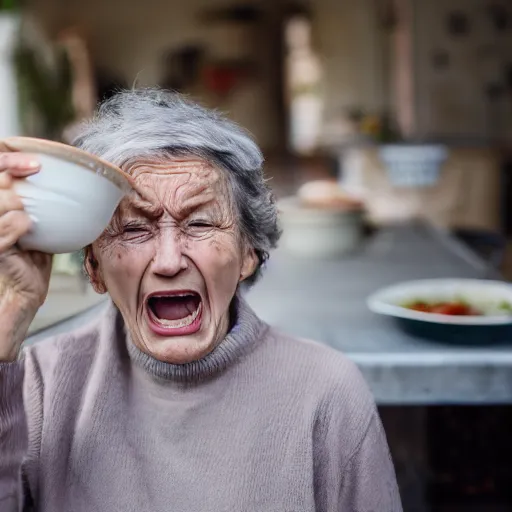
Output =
[
  {"x1": 430, "y1": 303, "x2": 475, "y2": 316},
  {"x1": 406, "y1": 301, "x2": 480, "y2": 316}
]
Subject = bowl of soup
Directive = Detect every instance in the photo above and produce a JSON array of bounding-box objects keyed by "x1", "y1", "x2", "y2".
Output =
[{"x1": 367, "y1": 278, "x2": 512, "y2": 344}]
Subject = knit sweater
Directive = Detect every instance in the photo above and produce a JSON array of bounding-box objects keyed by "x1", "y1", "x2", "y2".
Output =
[{"x1": 0, "y1": 298, "x2": 402, "y2": 511}]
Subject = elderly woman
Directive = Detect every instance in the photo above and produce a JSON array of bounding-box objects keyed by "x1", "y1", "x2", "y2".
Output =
[{"x1": 0, "y1": 89, "x2": 401, "y2": 511}]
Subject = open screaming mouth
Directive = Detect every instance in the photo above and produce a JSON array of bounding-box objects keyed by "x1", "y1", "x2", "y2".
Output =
[{"x1": 147, "y1": 293, "x2": 202, "y2": 329}]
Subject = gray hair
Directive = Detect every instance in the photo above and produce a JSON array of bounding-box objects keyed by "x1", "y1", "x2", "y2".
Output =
[{"x1": 73, "y1": 88, "x2": 280, "y2": 284}]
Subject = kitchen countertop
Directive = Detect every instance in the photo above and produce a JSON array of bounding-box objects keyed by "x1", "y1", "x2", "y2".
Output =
[{"x1": 245, "y1": 223, "x2": 512, "y2": 405}]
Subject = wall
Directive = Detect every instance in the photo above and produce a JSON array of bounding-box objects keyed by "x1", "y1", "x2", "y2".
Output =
[
  {"x1": 26, "y1": 0, "x2": 393, "y2": 151},
  {"x1": 313, "y1": 0, "x2": 512, "y2": 142},
  {"x1": 26, "y1": 0, "x2": 512, "y2": 148},
  {"x1": 412, "y1": 0, "x2": 512, "y2": 139},
  {"x1": 27, "y1": 0, "x2": 282, "y2": 150},
  {"x1": 313, "y1": 0, "x2": 388, "y2": 117},
  {"x1": 391, "y1": 0, "x2": 415, "y2": 138}
]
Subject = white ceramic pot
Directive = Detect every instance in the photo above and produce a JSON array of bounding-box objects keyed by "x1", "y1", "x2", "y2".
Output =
[{"x1": 278, "y1": 197, "x2": 364, "y2": 258}]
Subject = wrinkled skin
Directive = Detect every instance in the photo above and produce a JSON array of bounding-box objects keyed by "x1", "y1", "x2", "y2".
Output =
[
  {"x1": 85, "y1": 158, "x2": 257, "y2": 364},
  {"x1": 0, "y1": 149, "x2": 53, "y2": 361}
]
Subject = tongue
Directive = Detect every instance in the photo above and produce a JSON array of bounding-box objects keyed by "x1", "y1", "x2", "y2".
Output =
[{"x1": 151, "y1": 296, "x2": 198, "y2": 321}]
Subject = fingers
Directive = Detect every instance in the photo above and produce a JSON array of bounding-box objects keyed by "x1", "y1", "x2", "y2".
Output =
[
  {"x1": 0, "y1": 152, "x2": 40, "y2": 178},
  {"x1": 0, "y1": 152, "x2": 38, "y2": 252},
  {"x1": 0, "y1": 171, "x2": 12, "y2": 189},
  {"x1": 0, "y1": 157, "x2": 27, "y2": 224},
  {"x1": 0, "y1": 188, "x2": 24, "y2": 216},
  {"x1": 0, "y1": 210, "x2": 32, "y2": 252}
]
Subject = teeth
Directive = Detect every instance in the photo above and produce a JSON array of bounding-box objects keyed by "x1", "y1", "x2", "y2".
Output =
[
  {"x1": 155, "y1": 293, "x2": 197, "y2": 299},
  {"x1": 151, "y1": 302, "x2": 202, "y2": 329}
]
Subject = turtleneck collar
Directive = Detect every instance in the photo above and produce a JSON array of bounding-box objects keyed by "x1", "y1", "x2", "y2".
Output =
[{"x1": 125, "y1": 295, "x2": 268, "y2": 382}]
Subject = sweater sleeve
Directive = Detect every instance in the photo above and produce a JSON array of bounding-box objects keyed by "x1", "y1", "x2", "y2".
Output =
[
  {"x1": 0, "y1": 355, "x2": 41, "y2": 511},
  {"x1": 337, "y1": 411, "x2": 402, "y2": 512},
  {"x1": 313, "y1": 361, "x2": 402, "y2": 512}
]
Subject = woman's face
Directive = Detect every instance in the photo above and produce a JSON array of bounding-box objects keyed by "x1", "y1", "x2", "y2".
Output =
[{"x1": 86, "y1": 158, "x2": 257, "y2": 364}]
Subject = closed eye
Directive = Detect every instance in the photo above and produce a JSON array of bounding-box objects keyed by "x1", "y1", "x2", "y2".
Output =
[
  {"x1": 125, "y1": 227, "x2": 144, "y2": 232},
  {"x1": 189, "y1": 221, "x2": 212, "y2": 228},
  {"x1": 123, "y1": 223, "x2": 147, "y2": 232},
  {"x1": 121, "y1": 223, "x2": 152, "y2": 242}
]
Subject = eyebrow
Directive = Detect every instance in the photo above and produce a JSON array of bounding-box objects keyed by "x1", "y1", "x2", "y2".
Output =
[
  {"x1": 126, "y1": 197, "x2": 164, "y2": 219},
  {"x1": 178, "y1": 193, "x2": 217, "y2": 217},
  {"x1": 125, "y1": 194, "x2": 217, "y2": 221}
]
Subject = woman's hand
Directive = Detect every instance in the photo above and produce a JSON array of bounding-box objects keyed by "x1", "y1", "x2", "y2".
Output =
[{"x1": 0, "y1": 148, "x2": 52, "y2": 361}]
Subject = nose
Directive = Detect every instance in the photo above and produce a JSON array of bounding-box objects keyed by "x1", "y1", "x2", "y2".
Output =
[{"x1": 150, "y1": 227, "x2": 188, "y2": 278}]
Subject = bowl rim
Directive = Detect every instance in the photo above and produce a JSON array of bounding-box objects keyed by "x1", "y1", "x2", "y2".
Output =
[
  {"x1": 367, "y1": 278, "x2": 512, "y2": 325},
  {"x1": 1, "y1": 136, "x2": 133, "y2": 193}
]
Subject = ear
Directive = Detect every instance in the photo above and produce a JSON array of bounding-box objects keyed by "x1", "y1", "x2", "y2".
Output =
[
  {"x1": 239, "y1": 246, "x2": 258, "y2": 283},
  {"x1": 83, "y1": 246, "x2": 107, "y2": 294}
]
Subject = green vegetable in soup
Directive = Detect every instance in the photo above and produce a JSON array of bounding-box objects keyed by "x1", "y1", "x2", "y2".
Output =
[{"x1": 498, "y1": 301, "x2": 512, "y2": 313}]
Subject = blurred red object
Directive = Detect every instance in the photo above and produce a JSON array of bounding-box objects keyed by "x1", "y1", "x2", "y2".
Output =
[{"x1": 203, "y1": 63, "x2": 246, "y2": 97}]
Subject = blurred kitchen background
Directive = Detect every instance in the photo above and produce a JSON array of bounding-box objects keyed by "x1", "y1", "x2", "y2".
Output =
[{"x1": 3, "y1": 0, "x2": 512, "y2": 509}]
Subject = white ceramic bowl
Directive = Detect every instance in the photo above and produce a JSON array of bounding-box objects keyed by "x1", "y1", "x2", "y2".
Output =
[
  {"x1": 278, "y1": 197, "x2": 364, "y2": 258},
  {"x1": 1, "y1": 137, "x2": 133, "y2": 254},
  {"x1": 378, "y1": 144, "x2": 448, "y2": 188}
]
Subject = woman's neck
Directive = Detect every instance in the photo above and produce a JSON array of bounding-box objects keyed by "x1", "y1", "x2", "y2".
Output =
[{"x1": 126, "y1": 296, "x2": 267, "y2": 382}]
